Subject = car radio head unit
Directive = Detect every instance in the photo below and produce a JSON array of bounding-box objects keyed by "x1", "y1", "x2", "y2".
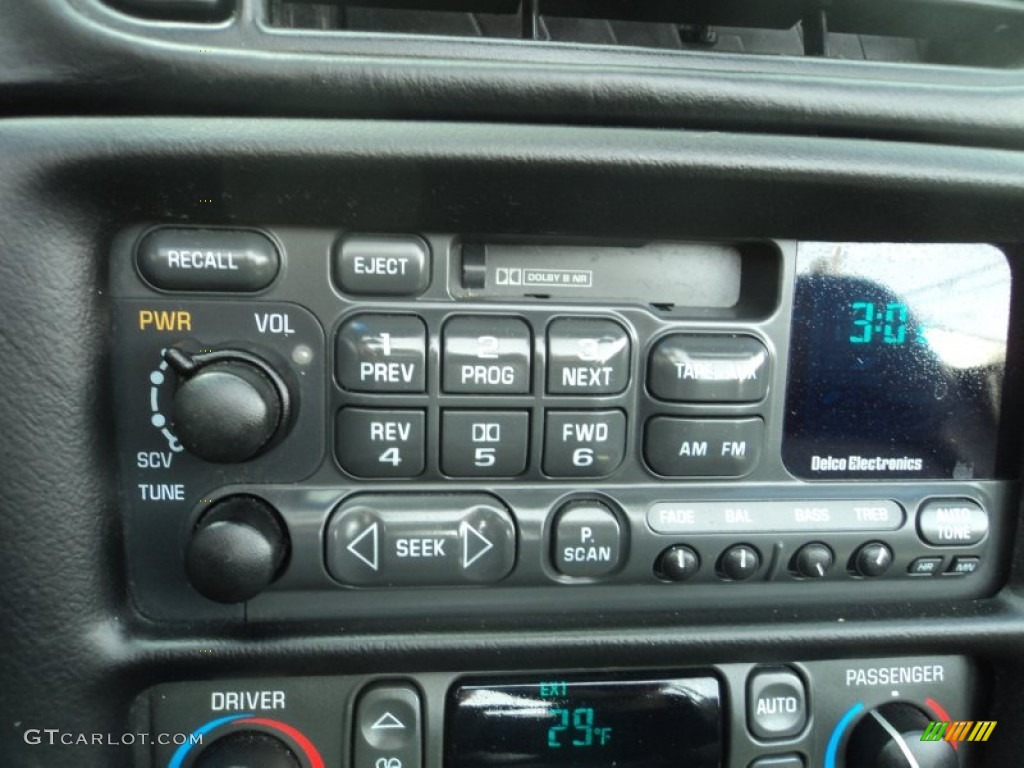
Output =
[{"x1": 107, "y1": 228, "x2": 1020, "y2": 622}]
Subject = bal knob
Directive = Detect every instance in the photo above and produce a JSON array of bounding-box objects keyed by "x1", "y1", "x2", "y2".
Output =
[
  {"x1": 192, "y1": 730, "x2": 301, "y2": 768},
  {"x1": 845, "y1": 702, "x2": 958, "y2": 768},
  {"x1": 185, "y1": 495, "x2": 289, "y2": 603},
  {"x1": 166, "y1": 347, "x2": 291, "y2": 464}
]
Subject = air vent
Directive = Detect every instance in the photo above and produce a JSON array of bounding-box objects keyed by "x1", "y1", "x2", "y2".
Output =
[{"x1": 267, "y1": 0, "x2": 1024, "y2": 67}]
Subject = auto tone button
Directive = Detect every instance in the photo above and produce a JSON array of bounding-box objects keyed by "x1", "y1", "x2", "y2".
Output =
[{"x1": 918, "y1": 499, "x2": 988, "y2": 547}]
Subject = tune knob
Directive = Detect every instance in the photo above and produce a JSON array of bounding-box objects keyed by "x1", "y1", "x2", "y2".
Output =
[
  {"x1": 193, "y1": 730, "x2": 301, "y2": 768},
  {"x1": 185, "y1": 495, "x2": 289, "y2": 603},
  {"x1": 166, "y1": 347, "x2": 291, "y2": 464},
  {"x1": 845, "y1": 703, "x2": 958, "y2": 768}
]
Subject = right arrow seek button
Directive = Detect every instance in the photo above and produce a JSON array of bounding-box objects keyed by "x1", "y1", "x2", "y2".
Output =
[{"x1": 326, "y1": 494, "x2": 516, "y2": 587}]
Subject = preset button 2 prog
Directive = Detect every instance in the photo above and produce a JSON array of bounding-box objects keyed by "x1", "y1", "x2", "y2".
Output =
[
  {"x1": 136, "y1": 228, "x2": 280, "y2": 291},
  {"x1": 443, "y1": 316, "x2": 532, "y2": 394},
  {"x1": 326, "y1": 494, "x2": 516, "y2": 586}
]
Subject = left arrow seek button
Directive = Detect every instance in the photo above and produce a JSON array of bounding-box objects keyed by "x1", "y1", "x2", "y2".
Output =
[{"x1": 326, "y1": 495, "x2": 516, "y2": 587}]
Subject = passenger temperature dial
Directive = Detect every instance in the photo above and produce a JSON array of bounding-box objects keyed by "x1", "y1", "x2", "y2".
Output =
[
  {"x1": 165, "y1": 347, "x2": 292, "y2": 463},
  {"x1": 845, "y1": 702, "x2": 958, "y2": 768}
]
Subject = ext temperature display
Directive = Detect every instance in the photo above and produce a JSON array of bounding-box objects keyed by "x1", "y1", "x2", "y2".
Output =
[{"x1": 445, "y1": 676, "x2": 721, "y2": 768}]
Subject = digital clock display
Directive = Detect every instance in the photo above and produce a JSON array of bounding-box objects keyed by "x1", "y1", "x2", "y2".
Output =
[
  {"x1": 783, "y1": 243, "x2": 1012, "y2": 480},
  {"x1": 445, "y1": 676, "x2": 721, "y2": 768}
]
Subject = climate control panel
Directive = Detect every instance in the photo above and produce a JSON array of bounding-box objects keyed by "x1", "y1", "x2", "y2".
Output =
[
  {"x1": 108, "y1": 226, "x2": 1017, "y2": 621},
  {"x1": 143, "y1": 656, "x2": 984, "y2": 768}
]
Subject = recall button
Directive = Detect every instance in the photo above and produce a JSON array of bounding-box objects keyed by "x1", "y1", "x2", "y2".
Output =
[
  {"x1": 334, "y1": 235, "x2": 431, "y2": 296},
  {"x1": 648, "y1": 334, "x2": 770, "y2": 402},
  {"x1": 918, "y1": 499, "x2": 988, "y2": 547},
  {"x1": 747, "y1": 668, "x2": 807, "y2": 740},
  {"x1": 325, "y1": 494, "x2": 516, "y2": 586},
  {"x1": 136, "y1": 228, "x2": 280, "y2": 291}
]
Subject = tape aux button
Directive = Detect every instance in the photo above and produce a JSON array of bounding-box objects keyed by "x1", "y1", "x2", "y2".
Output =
[
  {"x1": 648, "y1": 334, "x2": 770, "y2": 403},
  {"x1": 136, "y1": 228, "x2": 280, "y2": 291}
]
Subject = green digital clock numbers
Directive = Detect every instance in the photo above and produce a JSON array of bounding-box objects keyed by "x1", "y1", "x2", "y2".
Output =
[
  {"x1": 547, "y1": 707, "x2": 613, "y2": 749},
  {"x1": 849, "y1": 300, "x2": 910, "y2": 345}
]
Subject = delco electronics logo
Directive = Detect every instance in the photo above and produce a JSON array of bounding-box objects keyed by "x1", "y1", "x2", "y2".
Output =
[{"x1": 921, "y1": 720, "x2": 997, "y2": 743}]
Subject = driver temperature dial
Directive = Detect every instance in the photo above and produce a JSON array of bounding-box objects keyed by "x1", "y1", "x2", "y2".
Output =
[{"x1": 165, "y1": 347, "x2": 292, "y2": 463}]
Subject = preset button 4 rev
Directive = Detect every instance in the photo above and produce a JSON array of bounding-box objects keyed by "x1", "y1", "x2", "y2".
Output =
[{"x1": 337, "y1": 408, "x2": 426, "y2": 478}]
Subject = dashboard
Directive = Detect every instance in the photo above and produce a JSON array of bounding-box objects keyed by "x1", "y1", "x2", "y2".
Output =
[{"x1": 2, "y1": 2, "x2": 1024, "y2": 768}]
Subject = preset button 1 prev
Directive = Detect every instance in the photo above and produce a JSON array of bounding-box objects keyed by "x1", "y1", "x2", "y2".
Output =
[
  {"x1": 337, "y1": 408, "x2": 425, "y2": 478},
  {"x1": 336, "y1": 314, "x2": 427, "y2": 393},
  {"x1": 326, "y1": 494, "x2": 516, "y2": 586}
]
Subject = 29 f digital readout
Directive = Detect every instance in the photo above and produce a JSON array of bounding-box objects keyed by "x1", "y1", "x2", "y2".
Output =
[{"x1": 445, "y1": 676, "x2": 721, "y2": 768}]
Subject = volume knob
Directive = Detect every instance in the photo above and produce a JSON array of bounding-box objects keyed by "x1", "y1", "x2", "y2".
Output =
[{"x1": 166, "y1": 348, "x2": 291, "y2": 464}]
